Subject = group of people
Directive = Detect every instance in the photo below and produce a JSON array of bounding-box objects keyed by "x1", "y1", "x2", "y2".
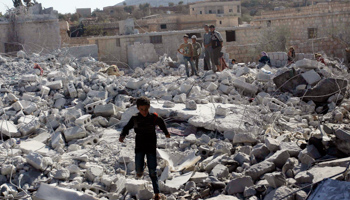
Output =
[{"x1": 177, "y1": 25, "x2": 225, "y2": 77}]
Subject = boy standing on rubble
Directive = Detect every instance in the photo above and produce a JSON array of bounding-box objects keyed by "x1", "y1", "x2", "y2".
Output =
[
  {"x1": 178, "y1": 35, "x2": 199, "y2": 77},
  {"x1": 191, "y1": 35, "x2": 202, "y2": 72},
  {"x1": 119, "y1": 97, "x2": 171, "y2": 200}
]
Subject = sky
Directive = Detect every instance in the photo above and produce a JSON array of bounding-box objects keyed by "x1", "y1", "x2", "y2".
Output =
[{"x1": 0, "y1": 0, "x2": 124, "y2": 14}]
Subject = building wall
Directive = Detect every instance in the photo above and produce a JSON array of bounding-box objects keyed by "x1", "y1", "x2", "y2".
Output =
[
  {"x1": 252, "y1": 2, "x2": 350, "y2": 58},
  {"x1": 0, "y1": 23, "x2": 10, "y2": 53},
  {"x1": 190, "y1": 0, "x2": 241, "y2": 16}
]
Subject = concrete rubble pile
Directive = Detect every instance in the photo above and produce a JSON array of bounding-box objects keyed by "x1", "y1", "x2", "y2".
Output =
[{"x1": 0, "y1": 50, "x2": 350, "y2": 200}]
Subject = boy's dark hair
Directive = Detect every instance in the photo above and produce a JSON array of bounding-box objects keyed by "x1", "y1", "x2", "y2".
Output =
[
  {"x1": 232, "y1": 59, "x2": 236, "y2": 62},
  {"x1": 136, "y1": 96, "x2": 150, "y2": 107}
]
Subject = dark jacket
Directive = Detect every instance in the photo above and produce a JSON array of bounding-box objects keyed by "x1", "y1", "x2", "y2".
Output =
[
  {"x1": 259, "y1": 56, "x2": 271, "y2": 65},
  {"x1": 121, "y1": 113, "x2": 169, "y2": 153}
]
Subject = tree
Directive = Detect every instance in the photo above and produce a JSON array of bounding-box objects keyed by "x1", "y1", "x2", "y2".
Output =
[
  {"x1": 139, "y1": 3, "x2": 150, "y2": 11},
  {"x1": 23, "y1": 0, "x2": 34, "y2": 7},
  {"x1": 70, "y1": 13, "x2": 81, "y2": 22},
  {"x1": 12, "y1": 0, "x2": 23, "y2": 8},
  {"x1": 178, "y1": 1, "x2": 184, "y2": 5},
  {"x1": 124, "y1": 6, "x2": 134, "y2": 14},
  {"x1": 92, "y1": 8, "x2": 101, "y2": 17},
  {"x1": 123, "y1": 2, "x2": 126, "y2": 6},
  {"x1": 169, "y1": 2, "x2": 175, "y2": 7}
]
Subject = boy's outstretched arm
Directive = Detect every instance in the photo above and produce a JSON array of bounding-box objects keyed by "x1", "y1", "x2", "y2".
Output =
[
  {"x1": 119, "y1": 117, "x2": 134, "y2": 142},
  {"x1": 156, "y1": 117, "x2": 171, "y2": 138}
]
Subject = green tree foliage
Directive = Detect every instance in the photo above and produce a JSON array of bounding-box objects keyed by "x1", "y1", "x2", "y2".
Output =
[
  {"x1": 139, "y1": 3, "x2": 150, "y2": 11},
  {"x1": 124, "y1": 6, "x2": 134, "y2": 14},
  {"x1": 178, "y1": 1, "x2": 184, "y2": 5},
  {"x1": 169, "y1": 2, "x2": 175, "y2": 7},
  {"x1": 70, "y1": 13, "x2": 81, "y2": 22},
  {"x1": 12, "y1": 0, "x2": 23, "y2": 7}
]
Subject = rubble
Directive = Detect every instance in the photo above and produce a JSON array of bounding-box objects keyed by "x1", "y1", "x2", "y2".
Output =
[{"x1": 0, "y1": 48, "x2": 349, "y2": 200}]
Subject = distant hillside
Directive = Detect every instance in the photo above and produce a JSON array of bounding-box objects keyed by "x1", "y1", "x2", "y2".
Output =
[{"x1": 118, "y1": 0, "x2": 204, "y2": 7}]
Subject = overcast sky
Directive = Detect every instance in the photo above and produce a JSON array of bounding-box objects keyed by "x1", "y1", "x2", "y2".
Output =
[{"x1": 0, "y1": 0, "x2": 124, "y2": 14}]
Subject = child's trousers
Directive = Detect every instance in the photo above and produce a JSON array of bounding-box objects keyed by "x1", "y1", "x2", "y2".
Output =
[{"x1": 135, "y1": 152, "x2": 160, "y2": 194}]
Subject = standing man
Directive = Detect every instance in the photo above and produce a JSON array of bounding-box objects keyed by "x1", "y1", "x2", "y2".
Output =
[
  {"x1": 209, "y1": 25, "x2": 224, "y2": 72},
  {"x1": 191, "y1": 35, "x2": 202, "y2": 73},
  {"x1": 203, "y1": 24, "x2": 214, "y2": 71},
  {"x1": 178, "y1": 35, "x2": 198, "y2": 77}
]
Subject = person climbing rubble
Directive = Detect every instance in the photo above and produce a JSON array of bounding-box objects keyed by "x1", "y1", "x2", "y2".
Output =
[
  {"x1": 178, "y1": 35, "x2": 198, "y2": 77},
  {"x1": 287, "y1": 46, "x2": 296, "y2": 65},
  {"x1": 209, "y1": 25, "x2": 224, "y2": 72},
  {"x1": 203, "y1": 24, "x2": 214, "y2": 72},
  {"x1": 257, "y1": 51, "x2": 271, "y2": 69},
  {"x1": 315, "y1": 53, "x2": 326, "y2": 65},
  {"x1": 119, "y1": 97, "x2": 171, "y2": 200},
  {"x1": 191, "y1": 35, "x2": 202, "y2": 72}
]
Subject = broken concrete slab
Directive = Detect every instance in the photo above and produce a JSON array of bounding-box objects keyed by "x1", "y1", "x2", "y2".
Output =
[
  {"x1": 301, "y1": 69, "x2": 321, "y2": 85},
  {"x1": 245, "y1": 161, "x2": 275, "y2": 181},
  {"x1": 32, "y1": 183, "x2": 98, "y2": 200},
  {"x1": 226, "y1": 176, "x2": 254, "y2": 194},
  {"x1": 64, "y1": 126, "x2": 87, "y2": 142},
  {"x1": 0, "y1": 120, "x2": 20, "y2": 137}
]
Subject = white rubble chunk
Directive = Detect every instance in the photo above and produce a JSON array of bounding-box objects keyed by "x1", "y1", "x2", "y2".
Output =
[
  {"x1": 87, "y1": 90, "x2": 108, "y2": 100},
  {"x1": 21, "y1": 74, "x2": 38, "y2": 82},
  {"x1": 0, "y1": 183, "x2": 18, "y2": 196},
  {"x1": 41, "y1": 86, "x2": 50, "y2": 96},
  {"x1": 20, "y1": 139, "x2": 48, "y2": 154},
  {"x1": 301, "y1": 70, "x2": 321, "y2": 85},
  {"x1": 94, "y1": 104, "x2": 117, "y2": 117},
  {"x1": 233, "y1": 79, "x2": 258, "y2": 94},
  {"x1": 163, "y1": 101, "x2": 175, "y2": 108},
  {"x1": 7, "y1": 93, "x2": 19, "y2": 102},
  {"x1": 0, "y1": 120, "x2": 20, "y2": 137},
  {"x1": 33, "y1": 183, "x2": 97, "y2": 200},
  {"x1": 46, "y1": 80, "x2": 63, "y2": 90},
  {"x1": 1, "y1": 164, "x2": 15, "y2": 176},
  {"x1": 67, "y1": 82, "x2": 77, "y2": 98},
  {"x1": 125, "y1": 179, "x2": 149, "y2": 196},
  {"x1": 86, "y1": 165, "x2": 104, "y2": 182},
  {"x1": 295, "y1": 59, "x2": 320, "y2": 69},
  {"x1": 206, "y1": 195, "x2": 239, "y2": 200},
  {"x1": 12, "y1": 101, "x2": 23, "y2": 111},
  {"x1": 245, "y1": 161, "x2": 275, "y2": 181},
  {"x1": 17, "y1": 50, "x2": 26, "y2": 58},
  {"x1": 64, "y1": 126, "x2": 87, "y2": 142},
  {"x1": 264, "y1": 186, "x2": 294, "y2": 200},
  {"x1": 19, "y1": 119, "x2": 40, "y2": 136},
  {"x1": 126, "y1": 79, "x2": 147, "y2": 90},
  {"x1": 207, "y1": 82, "x2": 218, "y2": 91},
  {"x1": 54, "y1": 98, "x2": 66, "y2": 109},
  {"x1": 232, "y1": 133, "x2": 258, "y2": 144},
  {"x1": 190, "y1": 172, "x2": 208, "y2": 183},
  {"x1": 75, "y1": 115, "x2": 92, "y2": 126},
  {"x1": 26, "y1": 152, "x2": 51, "y2": 171},
  {"x1": 219, "y1": 84, "x2": 233, "y2": 94},
  {"x1": 216, "y1": 106, "x2": 228, "y2": 116},
  {"x1": 266, "y1": 150, "x2": 290, "y2": 168},
  {"x1": 173, "y1": 93, "x2": 186, "y2": 103},
  {"x1": 265, "y1": 137, "x2": 280, "y2": 152},
  {"x1": 264, "y1": 172, "x2": 286, "y2": 188},
  {"x1": 53, "y1": 169, "x2": 70, "y2": 180},
  {"x1": 51, "y1": 132, "x2": 64, "y2": 149}
]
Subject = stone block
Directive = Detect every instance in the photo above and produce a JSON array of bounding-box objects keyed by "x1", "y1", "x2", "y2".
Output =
[
  {"x1": 86, "y1": 165, "x2": 104, "y2": 182},
  {"x1": 94, "y1": 104, "x2": 117, "y2": 117},
  {"x1": 163, "y1": 101, "x2": 175, "y2": 108},
  {"x1": 85, "y1": 100, "x2": 105, "y2": 114},
  {"x1": 19, "y1": 139, "x2": 47, "y2": 154},
  {"x1": 51, "y1": 132, "x2": 64, "y2": 149},
  {"x1": 54, "y1": 98, "x2": 66, "y2": 109},
  {"x1": 216, "y1": 106, "x2": 228, "y2": 116},
  {"x1": 26, "y1": 152, "x2": 51, "y2": 171},
  {"x1": 1, "y1": 164, "x2": 15, "y2": 176},
  {"x1": 67, "y1": 82, "x2": 77, "y2": 98},
  {"x1": 19, "y1": 119, "x2": 40, "y2": 136},
  {"x1": 266, "y1": 150, "x2": 290, "y2": 168},
  {"x1": 233, "y1": 79, "x2": 258, "y2": 95},
  {"x1": 64, "y1": 126, "x2": 87, "y2": 142},
  {"x1": 173, "y1": 93, "x2": 186, "y2": 103},
  {"x1": 245, "y1": 161, "x2": 275, "y2": 181},
  {"x1": 207, "y1": 82, "x2": 218, "y2": 91},
  {"x1": 264, "y1": 172, "x2": 286, "y2": 188},
  {"x1": 75, "y1": 114, "x2": 92, "y2": 126},
  {"x1": 41, "y1": 86, "x2": 50, "y2": 96},
  {"x1": 251, "y1": 143, "x2": 270, "y2": 161},
  {"x1": 295, "y1": 59, "x2": 320, "y2": 69},
  {"x1": 7, "y1": 93, "x2": 18, "y2": 102},
  {"x1": 0, "y1": 120, "x2": 20, "y2": 137},
  {"x1": 53, "y1": 169, "x2": 70, "y2": 180},
  {"x1": 12, "y1": 101, "x2": 23, "y2": 111},
  {"x1": 301, "y1": 70, "x2": 321, "y2": 85},
  {"x1": 33, "y1": 183, "x2": 97, "y2": 200},
  {"x1": 125, "y1": 179, "x2": 149, "y2": 196},
  {"x1": 46, "y1": 80, "x2": 63, "y2": 90},
  {"x1": 21, "y1": 74, "x2": 38, "y2": 82},
  {"x1": 265, "y1": 137, "x2": 280, "y2": 152},
  {"x1": 219, "y1": 84, "x2": 233, "y2": 94},
  {"x1": 210, "y1": 164, "x2": 229, "y2": 179},
  {"x1": 226, "y1": 176, "x2": 254, "y2": 194},
  {"x1": 186, "y1": 100, "x2": 197, "y2": 110},
  {"x1": 87, "y1": 90, "x2": 108, "y2": 100}
]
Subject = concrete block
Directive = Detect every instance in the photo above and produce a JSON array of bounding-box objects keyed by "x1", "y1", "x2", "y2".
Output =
[
  {"x1": 233, "y1": 79, "x2": 258, "y2": 95},
  {"x1": 19, "y1": 140, "x2": 47, "y2": 154},
  {"x1": 46, "y1": 80, "x2": 63, "y2": 90},
  {"x1": 163, "y1": 101, "x2": 175, "y2": 108},
  {"x1": 226, "y1": 176, "x2": 254, "y2": 194},
  {"x1": 75, "y1": 115, "x2": 92, "y2": 126},
  {"x1": 21, "y1": 74, "x2": 38, "y2": 82},
  {"x1": 1, "y1": 164, "x2": 15, "y2": 176},
  {"x1": 207, "y1": 82, "x2": 218, "y2": 91},
  {"x1": 245, "y1": 161, "x2": 275, "y2": 181},
  {"x1": 85, "y1": 100, "x2": 105, "y2": 114},
  {"x1": 295, "y1": 59, "x2": 320, "y2": 69},
  {"x1": 251, "y1": 143, "x2": 270, "y2": 161},
  {"x1": 210, "y1": 164, "x2": 229, "y2": 179},
  {"x1": 216, "y1": 106, "x2": 228, "y2": 116},
  {"x1": 67, "y1": 82, "x2": 77, "y2": 98},
  {"x1": 19, "y1": 119, "x2": 40, "y2": 136},
  {"x1": 301, "y1": 70, "x2": 321, "y2": 85},
  {"x1": 219, "y1": 84, "x2": 233, "y2": 94},
  {"x1": 87, "y1": 90, "x2": 108, "y2": 100},
  {"x1": 264, "y1": 172, "x2": 286, "y2": 188},
  {"x1": 0, "y1": 120, "x2": 20, "y2": 137},
  {"x1": 23, "y1": 102, "x2": 38, "y2": 115},
  {"x1": 54, "y1": 98, "x2": 66, "y2": 109},
  {"x1": 51, "y1": 132, "x2": 64, "y2": 149},
  {"x1": 86, "y1": 165, "x2": 104, "y2": 182},
  {"x1": 125, "y1": 179, "x2": 149, "y2": 196},
  {"x1": 33, "y1": 183, "x2": 97, "y2": 200},
  {"x1": 205, "y1": 74, "x2": 217, "y2": 82},
  {"x1": 7, "y1": 93, "x2": 19, "y2": 102},
  {"x1": 12, "y1": 101, "x2": 23, "y2": 111},
  {"x1": 265, "y1": 137, "x2": 280, "y2": 152},
  {"x1": 173, "y1": 93, "x2": 186, "y2": 103},
  {"x1": 126, "y1": 79, "x2": 147, "y2": 90},
  {"x1": 64, "y1": 126, "x2": 87, "y2": 142},
  {"x1": 26, "y1": 152, "x2": 51, "y2": 171},
  {"x1": 94, "y1": 104, "x2": 117, "y2": 117},
  {"x1": 53, "y1": 169, "x2": 70, "y2": 180}
]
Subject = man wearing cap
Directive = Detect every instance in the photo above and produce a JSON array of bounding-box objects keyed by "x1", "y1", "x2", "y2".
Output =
[
  {"x1": 191, "y1": 35, "x2": 202, "y2": 73},
  {"x1": 209, "y1": 25, "x2": 224, "y2": 71},
  {"x1": 178, "y1": 35, "x2": 198, "y2": 77},
  {"x1": 203, "y1": 24, "x2": 214, "y2": 71}
]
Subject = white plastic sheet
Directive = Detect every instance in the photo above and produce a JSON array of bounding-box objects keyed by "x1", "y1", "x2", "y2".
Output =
[{"x1": 157, "y1": 149, "x2": 201, "y2": 172}]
